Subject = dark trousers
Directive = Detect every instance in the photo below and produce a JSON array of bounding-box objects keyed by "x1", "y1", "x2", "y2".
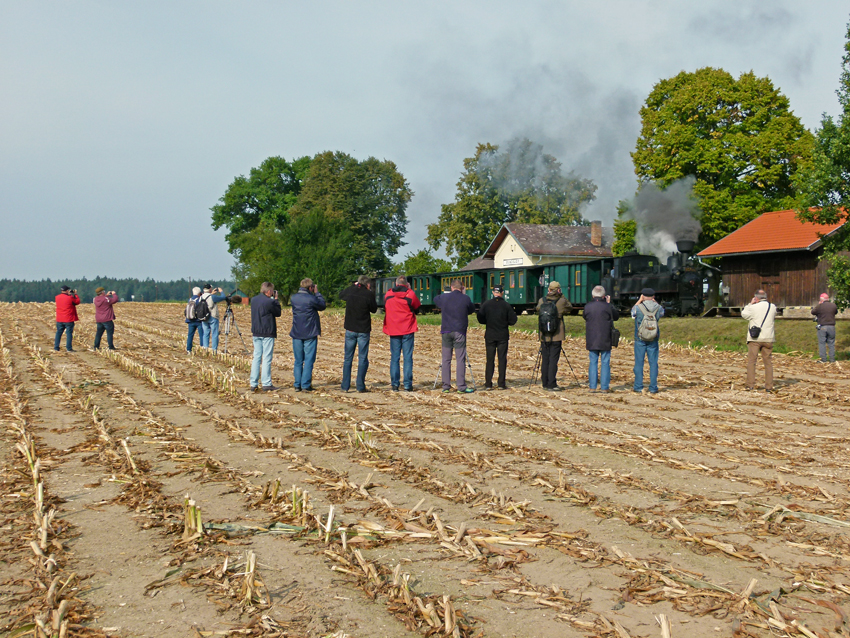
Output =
[
  {"x1": 54, "y1": 322, "x2": 74, "y2": 350},
  {"x1": 94, "y1": 321, "x2": 115, "y2": 349},
  {"x1": 485, "y1": 339, "x2": 508, "y2": 388},
  {"x1": 540, "y1": 340, "x2": 561, "y2": 388}
]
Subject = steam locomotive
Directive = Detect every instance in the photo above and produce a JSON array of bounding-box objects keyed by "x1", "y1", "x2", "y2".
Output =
[{"x1": 375, "y1": 240, "x2": 710, "y2": 316}]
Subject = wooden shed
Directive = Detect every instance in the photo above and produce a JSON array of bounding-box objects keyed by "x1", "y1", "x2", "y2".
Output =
[{"x1": 697, "y1": 209, "x2": 846, "y2": 309}]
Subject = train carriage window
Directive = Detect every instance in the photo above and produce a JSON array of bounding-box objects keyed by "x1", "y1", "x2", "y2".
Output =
[
  {"x1": 490, "y1": 273, "x2": 495, "y2": 288},
  {"x1": 519, "y1": 271, "x2": 524, "y2": 287},
  {"x1": 426, "y1": 279, "x2": 430, "y2": 290},
  {"x1": 510, "y1": 271, "x2": 515, "y2": 288},
  {"x1": 575, "y1": 271, "x2": 581, "y2": 287},
  {"x1": 499, "y1": 274, "x2": 505, "y2": 287}
]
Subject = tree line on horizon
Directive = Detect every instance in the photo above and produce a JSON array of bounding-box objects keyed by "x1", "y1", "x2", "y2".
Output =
[{"x1": 0, "y1": 278, "x2": 235, "y2": 304}]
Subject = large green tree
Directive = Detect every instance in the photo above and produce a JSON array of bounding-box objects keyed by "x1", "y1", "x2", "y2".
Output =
[
  {"x1": 427, "y1": 139, "x2": 597, "y2": 266},
  {"x1": 219, "y1": 152, "x2": 412, "y2": 300},
  {"x1": 211, "y1": 155, "x2": 311, "y2": 252},
  {"x1": 797, "y1": 20, "x2": 850, "y2": 308},
  {"x1": 291, "y1": 151, "x2": 412, "y2": 274},
  {"x1": 629, "y1": 67, "x2": 813, "y2": 249}
]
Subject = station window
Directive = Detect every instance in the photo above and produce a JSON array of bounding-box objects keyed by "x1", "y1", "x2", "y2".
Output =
[{"x1": 510, "y1": 271, "x2": 515, "y2": 288}]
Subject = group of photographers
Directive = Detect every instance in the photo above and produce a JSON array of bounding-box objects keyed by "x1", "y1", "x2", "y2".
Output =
[{"x1": 51, "y1": 279, "x2": 839, "y2": 395}]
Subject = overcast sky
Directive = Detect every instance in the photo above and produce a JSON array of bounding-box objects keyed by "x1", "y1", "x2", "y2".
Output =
[{"x1": 2, "y1": 1, "x2": 848, "y2": 281}]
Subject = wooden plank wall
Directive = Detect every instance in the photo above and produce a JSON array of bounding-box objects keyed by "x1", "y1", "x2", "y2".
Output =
[{"x1": 721, "y1": 250, "x2": 826, "y2": 307}]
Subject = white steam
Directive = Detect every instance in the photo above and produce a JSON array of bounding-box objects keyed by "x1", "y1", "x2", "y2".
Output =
[{"x1": 625, "y1": 177, "x2": 702, "y2": 260}]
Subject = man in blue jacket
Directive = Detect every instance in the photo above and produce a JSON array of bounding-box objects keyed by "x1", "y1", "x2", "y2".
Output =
[
  {"x1": 435, "y1": 279, "x2": 476, "y2": 393},
  {"x1": 290, "y1": 278, "x2": 327, "y2": 392},
  {"x1": 250, "y1": 282, "x2": 282, "y2": 391}
]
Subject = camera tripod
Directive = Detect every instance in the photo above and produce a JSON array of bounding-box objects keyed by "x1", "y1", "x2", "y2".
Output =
[
  {"x1": 433, "y1": 352, "x2": 477, "y2": 391},
  {"x1": 530, "y1": 341, "x2": 580, "y2": 388},
  {"x1": 222, "y1": 303, "x2": 249, "y2": 355}
]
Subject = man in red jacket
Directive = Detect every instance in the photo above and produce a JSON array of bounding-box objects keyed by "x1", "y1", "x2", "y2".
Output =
[
  {"x1": 93, "y1": 287, "x2": 120, "y2": 350},
  {"x1": 382, "y1": 276, "x2": 420, "y2": 391},
  {"x1": 54, "y1": 285, "x2": 81, "y2": 352}
]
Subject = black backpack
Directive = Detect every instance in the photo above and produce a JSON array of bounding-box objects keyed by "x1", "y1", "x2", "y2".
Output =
[
  {"x1": 538, "y1": 300, "x2": 560, "y2": 336},
  {"x1": 194, "y1": 296, "x2": 211, "y2": 321}
]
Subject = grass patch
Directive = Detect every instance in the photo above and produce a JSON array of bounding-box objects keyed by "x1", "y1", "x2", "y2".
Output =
[{"x1": 320, "y1": 307, "x2": 848, "y2": 359}]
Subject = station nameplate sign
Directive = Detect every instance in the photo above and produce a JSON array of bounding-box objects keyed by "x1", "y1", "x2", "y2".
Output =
[{"x1": 502, "y1": 258, "x2": 523, "y2": 266}]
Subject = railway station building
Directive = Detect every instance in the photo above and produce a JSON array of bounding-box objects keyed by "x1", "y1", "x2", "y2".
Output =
[
  {"x1": 697, "y1": 209, "x2": 847, "y2": 313},
  {"x1": 460, "y1": 221, "x2": 613, "y2": 271}
]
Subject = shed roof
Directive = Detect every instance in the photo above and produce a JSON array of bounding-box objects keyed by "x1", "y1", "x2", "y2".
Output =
[
  {"x1": 697, "y1": 209, "x2": 846, "y2": 258},
  {"x1": 483, "y1": 223, "x2": 613, "y2": 259}
]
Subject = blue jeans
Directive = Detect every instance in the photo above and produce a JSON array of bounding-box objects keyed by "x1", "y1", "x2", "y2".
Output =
[
  {"x1": 588, "y1": 350, "x2": 611, "y2": 390},
  {"x1": 250, "y1": 337, "x2": 275, "y2": 388},
  {"x1": 208, "y1": 317, "x2": 220, "y2": 351},
  {"x1": 389, "y1": 333, "x2": 415, "y2": 390},
  {"x1": 292, "y1": 337, "x2": 318, "y2": 389},
  {"x1": 342, "y1": 331, "x2": 370, "y2": 391},
  {"x1": 54, "y1": 322, "x2": 75, "y2": 350},
  {"x1": 199, "y1": 320, "x2": 211, "y2": 348},
  {"x1": 634, "y1": 339, "x2": 659, "y2": 393},
  {"x1": 186, "y1": 321, "x2": 201, "y2": 351},
  {"x1": 94, "y1": 321, "x2": 115, "y2": 349}
]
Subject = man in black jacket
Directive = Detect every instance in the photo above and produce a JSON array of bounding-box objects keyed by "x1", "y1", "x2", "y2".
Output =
[
  {"x1": 582, "y1": 285, "x2": 619, "y2": 392},
  {"x1": 250, "y1": 281, "x2": 282, "y2": 392},
  {"x1": 339, "y1": 275, "x2": 378, "y2": 392},
  {"x1": 476, "y1": 285, "x2": 518, "y2": 390}
]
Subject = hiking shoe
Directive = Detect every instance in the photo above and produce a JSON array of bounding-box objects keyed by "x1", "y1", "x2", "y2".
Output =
[
  {"x1": 457, "y1": 388, "x2": 475, "y2": 394},
  {"x1": 262, "y1": 385, "x2": 280, "y2": 392},
  {"x1": 391, "y1": 386, "x2": 399, "y2": 392},
  {"x1": 483, "y1": 385, "x2": 494, "y2": 391},
  {"x1": 497, "y1": 385, "x2": 507, "y2": 390},
  {"x1": 441, "y1": 388, "x2": 452, "y2": 393},
  {"x1": 403, "y1": 387, "x2": 414, "y2": 392},
  {"x1": 357, "y1": 388, "x2": 371, "y2": 393},
  {"x1": 301, "y1": 387, "x2": 314, "y2": 392}
]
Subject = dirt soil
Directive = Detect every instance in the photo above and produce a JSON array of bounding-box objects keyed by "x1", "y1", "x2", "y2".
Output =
[{"x1": 2, "y1": 301, "x2": 850, "y2": 638}]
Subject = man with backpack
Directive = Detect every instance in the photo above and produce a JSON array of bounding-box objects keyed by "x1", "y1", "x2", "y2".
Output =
[
  {"x1": 435, "y1": 279, "x2": 476, "y2": 393},
  {"x1": 476, "y1": 284, "x2": 517, "y2": 390},
  {"x1": 184, "y1": 286, "x2": 204, "y2": 352},
  {"x1": 631, "y1": 288, "x2": 664, "y2": 394},
  {"x1": 536, "y1": 281, "x2": 572, "y2": 391},
  {"x1": 199, "y1": 284, "x2": 228, "y2": 351},
  {"x1": 742, "y1": 289, "x2": 776, "y2": 391},
  {"x1": 583, "y1": 285, "x2": 619, "y2": 392},
  {"x1": 250, "y1": 282, "x2": 283, "y2": 391}
]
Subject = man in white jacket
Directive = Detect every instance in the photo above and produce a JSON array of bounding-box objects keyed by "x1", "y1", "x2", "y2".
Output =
[{"x1": 741, "y1": 289, "x2": 777, "y2": 392}]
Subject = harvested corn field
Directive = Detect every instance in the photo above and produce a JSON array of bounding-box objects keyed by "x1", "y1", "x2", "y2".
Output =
[{"x1": 2, "y1": 302, "x2": 850, "y2": 638}]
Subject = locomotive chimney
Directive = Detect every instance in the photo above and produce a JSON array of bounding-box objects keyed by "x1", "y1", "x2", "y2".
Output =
[
  {"x1": 590, "y1": 220, "x2": 602, "y2": 247},
  {"x1": 675, "y1": 239, "x2": 695, "y2": 254}
]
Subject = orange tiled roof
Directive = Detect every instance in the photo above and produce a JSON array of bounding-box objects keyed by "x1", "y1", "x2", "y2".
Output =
[{"x1": 697, "y1": 209, "x2": 846, "y2": 258}]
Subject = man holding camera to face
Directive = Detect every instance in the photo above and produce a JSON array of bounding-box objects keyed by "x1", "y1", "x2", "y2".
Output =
[
  {"x1": 199, "y1": 284, "x2": 228, "y2": 352},
  {"x1": 93, "y1": 287, "x2": 119, "y2": 350},
  {"x1": 54, "y1": 285, "x2": 81, "y2": 352},
  {"x1": 583, "y1": 285, "x2": 618, "y2": 392},
  {"x1": 290, "y1": 278, "x2": 327, "y2": 392},
  {"x1": 250, "y1": 282, "x2": 282, "y2": 391},
  {"x1": 339, "y1": 275, "x2": 378, "y2": 393},
  {"x1": 742, "y1": 289, "x2": 776, "y2": 392}
]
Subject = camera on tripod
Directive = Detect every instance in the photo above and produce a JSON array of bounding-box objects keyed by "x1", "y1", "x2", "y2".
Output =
[{"x1": 223, "y1": 289, "x2": 243, "y2": 307}]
